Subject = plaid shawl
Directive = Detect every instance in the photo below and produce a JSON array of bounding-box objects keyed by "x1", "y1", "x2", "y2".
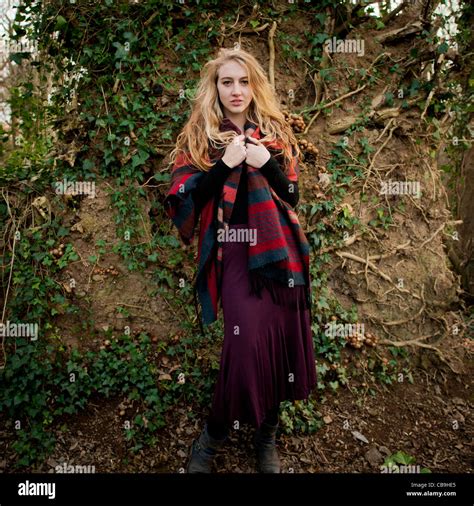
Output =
[{"x1": 164, "y1": 117, "x2": 311, "y2": 334}]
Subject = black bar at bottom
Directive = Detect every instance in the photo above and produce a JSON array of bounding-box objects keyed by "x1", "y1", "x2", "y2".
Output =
[{"x1": 0, "y1": 472, "x2": 471, "y2": 506}]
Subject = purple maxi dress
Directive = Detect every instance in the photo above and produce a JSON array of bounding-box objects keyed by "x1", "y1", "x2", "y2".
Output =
[{"x1": 208, "y1": 223, "x2": 317, "y2": 429}]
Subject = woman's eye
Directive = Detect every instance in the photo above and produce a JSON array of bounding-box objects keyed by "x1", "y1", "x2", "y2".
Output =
[{"x1": 223, "y1": 81, "x2": 248, "y2": 85}]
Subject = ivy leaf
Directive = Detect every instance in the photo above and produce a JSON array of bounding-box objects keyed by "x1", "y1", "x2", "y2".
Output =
[
  {"x1": 131, "y1": 149, "x2": 149, "y2": 169},
  {"x1": 329, "y1": 381, "x2": 339, "y2": 391},
  {"x1": 112, "y1": 42, "x2": 128, "y2": 60},
  {"x1": 11, "y1": 52, "x2": 30, "y2": 64},
  {"x1": 315, "y1": 13, "x2": 326, "y2": 25},
  {"x1": 54, "y1": 15, "x2": 67, "y2": 31},
  {"x1": 437, "y1": 42, "x2": 449, "y2": 54},
  {"x1": 83, "y1": 159, "x2": 95, "y2": 172},
  {"x1": 312, "y1": 32, "x2": 328, "y2": 46}
]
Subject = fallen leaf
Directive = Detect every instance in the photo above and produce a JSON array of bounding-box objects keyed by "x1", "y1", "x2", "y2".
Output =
[{"x1": 351, "y1": 430, "x2": 369, "y2": 444}]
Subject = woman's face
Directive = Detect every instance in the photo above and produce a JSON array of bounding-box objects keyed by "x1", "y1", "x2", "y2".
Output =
[{"x1": 216, "y1": 61, "x2": 252, "y2": 118}]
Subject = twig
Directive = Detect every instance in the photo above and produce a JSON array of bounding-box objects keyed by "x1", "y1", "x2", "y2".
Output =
[
  {"x1": 407, "y1": 136, "x2": 440, "y2": 203},
  {"x1": 305, "y1": 84, "x2": 368, "y2": 135},
  {"x1": 407, "y1": 193, "x2": 430, "y2": 225},
  {"x1": 374, "y1": 117, "x2": 394, "y2": 143},
  {"x1": 268, "y1": 21, "x2": 277, "y2": 91},
  {"x1": 382, "y1": 1, "x2": 408, "y2": 24},
  {"x1": 102, "y1": 302, "x2": 165, "y2": 324},
  {"x1": 325, "y1": 84, "x2": 368, "y2": 112},
  {"x1": 100, "y1": 84, "x2": 112, "y2": 137},
  {"x1": 336, "y1": 251, "x2": 422, "y2": 301},
  {"x1": 420, "y1": 87, "x2": 436, "y2": 120},
  {"x1": 144, "y1": 11, "x2": 159, "y2": 26},
  {"x1": 415, "y1": 221, "x2": 447, "y2": 251},
  {"x1": 241, "y1": 23, "x2": 269, "y2": 33},
  {"x1": 0, "y1": 190, "x2": 17, "y2": 370},
  {"x1": 319, "y1": 232, "x2": 364, "y2": 254},
  {"x1": 379, "y1": 285, "x2": 425, "y2": 326},
  {"x1": 379, "y1": 335, "x2": 463, "y2": 374},
  {"x1": 363, "y1": 120, "x2": 395, "y2": 194},
  {"x1": 365, "y1": 241, "x2": 412, "y2": 260},
  {"x1": 315, "y1": 444, "x2": 330, "y2": 464},
  {"x1": 375, "y1": 21, "x2": 423, "y2": 44}
]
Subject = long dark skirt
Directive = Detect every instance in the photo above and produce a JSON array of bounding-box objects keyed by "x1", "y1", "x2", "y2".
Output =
[{"x1": 208, "y1": 224, "x2": 317, "y2": 430}]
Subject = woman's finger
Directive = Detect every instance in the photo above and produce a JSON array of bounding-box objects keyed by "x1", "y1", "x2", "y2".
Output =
[
  {"x1": 246, "y1": 136, "x2": 261, "y2": 145},
  {"x1": 232, "y1": 134, "x2": 246, "y2": 146}
]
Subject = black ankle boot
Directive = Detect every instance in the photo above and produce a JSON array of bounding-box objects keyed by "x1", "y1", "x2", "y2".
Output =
[
  {"x1": 253, "y1": 419, "x2": 281, "y2": 473},
  {"x1": 186, "y1": 422, "x2": 228, "y2": 473}
]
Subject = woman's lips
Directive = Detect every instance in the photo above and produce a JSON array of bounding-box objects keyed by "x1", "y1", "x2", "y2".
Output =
[{"x1": 231, "y1": 100, "x2": 243, "y2": 105}]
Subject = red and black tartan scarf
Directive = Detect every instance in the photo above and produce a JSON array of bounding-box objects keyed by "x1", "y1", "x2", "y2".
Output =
[{"x1": 164, "y1": 117, "x2": 311, "y2": 333}]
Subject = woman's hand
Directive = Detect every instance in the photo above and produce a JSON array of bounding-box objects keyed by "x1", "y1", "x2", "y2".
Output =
[
  {"x1": 222, "y1": 134, "x2": 247, "y2": 169},
  {"x1": 244, "y1": 136, "x2": 271, "y2": 168}
]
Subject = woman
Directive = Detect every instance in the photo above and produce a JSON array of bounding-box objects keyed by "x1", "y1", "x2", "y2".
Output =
[{"x1": 164, "y1": 48, "x2": 317, "y2": 473}]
